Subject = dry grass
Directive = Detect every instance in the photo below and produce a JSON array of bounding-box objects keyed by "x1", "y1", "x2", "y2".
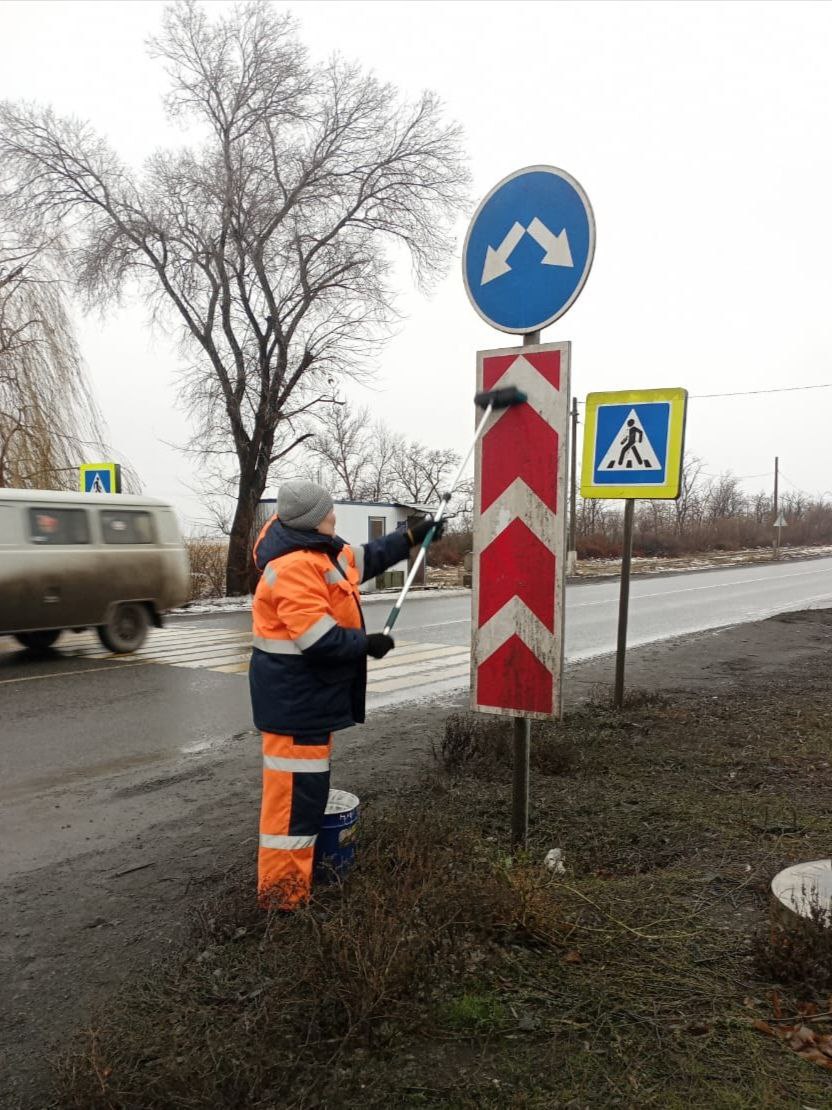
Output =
[
  {"x1": 54, "y1": 615, "x2": 832, "y2": 1108},
  {"x1": 186, "y1": 537, "x2": 228, "y2": 600},
  {"x1": 755, "y1": 904, "x2": 832, "y2": 994},
  {"x1": 438, "y1": 711, "x2": 578, "y2": 777},
  {"x1": 55, "y1": 799, "x2": 570, "y2": 1109}
]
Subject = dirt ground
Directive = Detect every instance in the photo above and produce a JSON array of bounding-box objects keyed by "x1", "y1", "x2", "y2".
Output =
[{"x1": 3, "y1": 608, "x2": 832, "y2": 1108}]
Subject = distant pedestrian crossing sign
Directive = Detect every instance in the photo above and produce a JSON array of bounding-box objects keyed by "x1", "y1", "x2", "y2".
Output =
[
  {"x1": 80, "y1": 462, "x2": 122, "y2": 494},
  {"x1": 581, "y1": 388, "x2": 687, "y2": 499}
]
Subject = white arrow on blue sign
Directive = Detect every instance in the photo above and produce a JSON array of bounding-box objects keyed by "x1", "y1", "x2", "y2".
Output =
[{"x1": 462, "y1": 165, "x2": 595, "y2": 334}]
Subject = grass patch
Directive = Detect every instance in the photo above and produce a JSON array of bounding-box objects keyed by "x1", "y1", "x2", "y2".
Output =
[
  {"x1": 439, "y1": 991, "x2": 509, "y2": 1032},
  {"x1": 55, "y1": 628, "x2": 832, "y2": 1107}
]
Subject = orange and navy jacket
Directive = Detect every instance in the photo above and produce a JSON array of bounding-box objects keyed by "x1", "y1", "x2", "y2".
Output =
[{"x1": 249, "y1": 517, "x2": 411, "y2": 735}]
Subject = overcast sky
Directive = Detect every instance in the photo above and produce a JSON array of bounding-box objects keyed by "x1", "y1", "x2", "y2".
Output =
[{"x1": 4, "y1": 0, "x2": 832, "y2": 528}]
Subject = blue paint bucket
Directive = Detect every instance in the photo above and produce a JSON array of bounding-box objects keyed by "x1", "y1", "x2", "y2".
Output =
[{"x1": 314, "y1": 789, "x2": 360, "y2": 883}]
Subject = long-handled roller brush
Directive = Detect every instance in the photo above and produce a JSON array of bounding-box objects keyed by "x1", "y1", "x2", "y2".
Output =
[{"x1": 382, "y1": 385, "x2": 528, "y2": 636}]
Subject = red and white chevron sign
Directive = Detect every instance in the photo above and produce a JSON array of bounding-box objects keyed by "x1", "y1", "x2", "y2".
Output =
[{"x1": 472, "y1": 342, "x2": 570, "y2": 719}]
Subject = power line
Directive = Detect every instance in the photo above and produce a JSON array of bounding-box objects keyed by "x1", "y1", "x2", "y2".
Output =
[
  {"x1": 690, "y1": 383, "x2": 832, "y2": 400},
  {"x1": 700, "y1": 470, "x2": 772, "y2": 481},
  {"x1": 576, "y1": 382, "x2": 832, "y2": 405},
  {"x1": 778, "y1": 470, "x2": 813, "y2": 496}
]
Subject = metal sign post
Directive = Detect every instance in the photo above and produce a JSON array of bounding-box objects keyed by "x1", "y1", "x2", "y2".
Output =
[
  {"x1": 568, "y1": 396, "x2": 579, "y2": 575},
  {"x1": 614, "y1": 500, "x2": 635, "y2": 709},
  {"x1": 581, "y1": 389, "x2": 688, "y2": 709},
  {"x1": 464, "y1": 164, "x2": 595, "y2": 852},
  {"x1": 517, "y1": 330, "x2": 545, "y2": 845},
  {"x1": 512, "y1": 329, "x2": 537, "y2": 847}
]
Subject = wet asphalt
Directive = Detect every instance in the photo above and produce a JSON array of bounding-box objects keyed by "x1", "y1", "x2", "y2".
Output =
[{"x1": 2, "y1": 558, "x2": 831, "y2": 880}]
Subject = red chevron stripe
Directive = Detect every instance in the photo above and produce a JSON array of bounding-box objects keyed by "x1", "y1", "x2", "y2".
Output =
[
  {"x1": 481, "y1": 403, "x2": 559, "y2": 513},
  {"x1": 481, "y1": 354, "x2": 517, "y2": 389},
  {"x1": 482, "y1": 350, "x2": 561, "y2": 391},
  {"x1": 476, "y1": 635, "x2": 553, "y2": 715},
  {"x1": 478, "y1": 519, "x2": 556, "y2": 631},
  {"x1": 522, "y1": 350, "x2": 561, "y2": 390}
]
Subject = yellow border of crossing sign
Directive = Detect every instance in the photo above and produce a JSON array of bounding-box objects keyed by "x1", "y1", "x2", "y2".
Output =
[
  {"x1": 581, "y1": 387, "x2": 687, "y2": 499},
  {"x1": 80, "y1": 462, "x2": 122, "y2": 494}
]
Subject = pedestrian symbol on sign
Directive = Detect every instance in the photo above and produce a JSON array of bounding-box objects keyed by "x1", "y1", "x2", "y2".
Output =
[
  {"x1": 91, "y1": 473, "x2": 105, "y2": 493},
  {"x1": 599, "y1": 409, "x2": 662, "y2": 472}
]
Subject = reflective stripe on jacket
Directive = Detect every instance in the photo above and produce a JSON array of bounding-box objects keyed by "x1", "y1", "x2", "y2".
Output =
[{"x1": 249, "y1": 518, "x2": 411, "y2": 735}]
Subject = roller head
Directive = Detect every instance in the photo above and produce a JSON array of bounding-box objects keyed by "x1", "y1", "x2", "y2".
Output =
[{"x1": 473, "y1": 386, "x2": 528, "y2": 410}]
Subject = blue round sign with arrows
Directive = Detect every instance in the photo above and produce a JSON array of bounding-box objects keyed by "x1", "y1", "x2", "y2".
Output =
[{"x1": 462, "y1": 165, "x2": 596, "y2": 334}]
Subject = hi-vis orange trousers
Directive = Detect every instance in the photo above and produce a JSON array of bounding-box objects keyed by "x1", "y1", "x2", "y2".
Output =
[{"x1": 258, "y1": 731, "x2": 332, "y2": 909}]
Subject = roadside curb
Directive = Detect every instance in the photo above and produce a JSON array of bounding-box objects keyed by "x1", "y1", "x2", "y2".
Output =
[{"x1": 359, "y1": 588, "x2": 471, "y2": 605}]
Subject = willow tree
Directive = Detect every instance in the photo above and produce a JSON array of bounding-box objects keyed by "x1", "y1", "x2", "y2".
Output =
[
  {"x1": 0, "y1": 0, "x2": 468, "y2": 592},
  {"x1": 0, "y1": 239, "x2": 109, "y2": 489}
]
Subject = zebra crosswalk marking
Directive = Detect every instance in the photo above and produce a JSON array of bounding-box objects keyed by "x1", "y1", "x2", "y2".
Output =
[
  {"x1": 2, "y1": 625, "x2": 471, "y2": 700},
  {"x1": 126, "y1": 644, "x2": 247, "y2": 662},
  {"x1": 175, "y1": 655, "x2": 252, "y2": 669},
  {"x1": 367, "y1": 650, "x2": 470, "y2": 683},
  {"x1": 367, "y1": 644, "x2": 470, "y2": 671},
  {"x1": 369, "y1": 662, "x2": 471, "y2": 695}
]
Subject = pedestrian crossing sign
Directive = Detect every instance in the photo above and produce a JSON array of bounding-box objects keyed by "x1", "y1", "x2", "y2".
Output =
[
  {"x1": 581, "y1": 388, "x2": 687, "y2": 499},
  {"x1": 80, "y1": 462, "x2": 122, "y2": 494}
]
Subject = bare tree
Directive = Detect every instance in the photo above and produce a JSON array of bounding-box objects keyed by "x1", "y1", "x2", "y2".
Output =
[
  {"x1": 0, "y1": 235, "x2": 112, "y2": 489},
  {"x1": 391, "y1": 440, "x2": 459, "y2": 504},
  {"x1": 781, "y1": 490, "x2": 809, "y2": 520},
  {"x1": 304, "y1": 399, "x2": 473, "y2": 525},
  {"x1": 673, "y1": 453, "x2": 706, "y2": 534},
  {"x1": 705, "y1": 472, "x2": 746, "y2": 523},
  {"x1": 306, "y1": 401, "x2": 369, "y2": 499},
  {"x1": 637, "y1": 499, "x2": 671, "y2": 539},
  {"x1": 358, "y1": 417, "x2": 402, "y2": 504},
  {"x1": 577, "y1": 495, "x2": 609, "y2": 538},
  {"x1": 750, "y1": 489, "x2": 771, "y2": 524},
  {"x1": 0, "y1": 0, "x2": 469, "y2": 592}
]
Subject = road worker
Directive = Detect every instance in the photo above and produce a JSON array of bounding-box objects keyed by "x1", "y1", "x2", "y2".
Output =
[{"x1": 249, "y1": 479, "x2": 444, "y2": 909}]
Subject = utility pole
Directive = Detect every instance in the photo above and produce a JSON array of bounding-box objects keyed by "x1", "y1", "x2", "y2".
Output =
[{"x1": 568, "y1": 396, "x2": 578, "y2": 574}]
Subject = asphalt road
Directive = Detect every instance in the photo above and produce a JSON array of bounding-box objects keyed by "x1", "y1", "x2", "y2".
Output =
[
  {"x1": 1, "y1": 556, "x2": 831, "y2": 879},
  {"x1": 170, "y1": 553, "x2": 832, "y2": 655}
]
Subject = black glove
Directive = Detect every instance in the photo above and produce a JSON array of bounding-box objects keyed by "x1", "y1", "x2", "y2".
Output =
[
  {"x1": 408, "y1": 517, "x2": 446, "y2": 545},
  {"x1": 366, "y1": 633, "x2": 395, "y2": 659}
]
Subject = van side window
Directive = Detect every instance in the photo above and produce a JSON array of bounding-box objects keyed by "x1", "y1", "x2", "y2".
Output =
[
  {"x1": 155, "y1": 509, "x2": 181, "y2": 544},
  {"x1": 100, "y1": 510, "x2": 155, "y2": 545},
  {"x1": 27, "y1": 508, "x2": 90, "y2": 545}
]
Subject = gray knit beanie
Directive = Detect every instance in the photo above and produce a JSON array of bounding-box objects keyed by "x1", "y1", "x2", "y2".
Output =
[{"x1": 277, "y1": 479, "x2": 334, "y2": 531}]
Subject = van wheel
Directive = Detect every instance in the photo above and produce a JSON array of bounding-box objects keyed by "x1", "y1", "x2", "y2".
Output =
[
  {"x1": 14, "y1": 630, "x2": 61, "y2": 652},
  {"x1": 98, "y1": 604, "x2": 149, "y2": 654}
]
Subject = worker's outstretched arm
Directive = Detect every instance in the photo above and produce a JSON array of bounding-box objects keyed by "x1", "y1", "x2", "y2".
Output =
[{"x1": 358, "y1": 520, "x2": 446, "y2": 584}]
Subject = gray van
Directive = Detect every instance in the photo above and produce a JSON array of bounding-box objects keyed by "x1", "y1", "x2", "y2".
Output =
[{"x1": 0, "y1": 489, "x2": 190, "y2": 653}]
